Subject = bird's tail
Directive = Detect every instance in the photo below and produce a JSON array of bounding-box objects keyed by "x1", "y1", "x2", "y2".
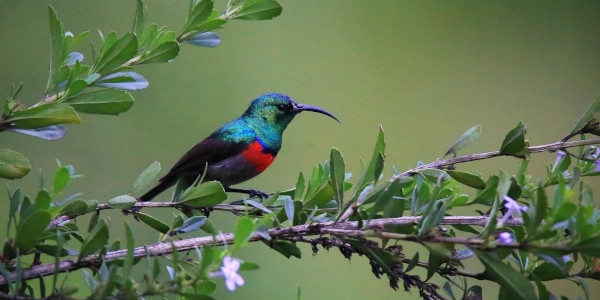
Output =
[{"x1": 138, "y1": 178, "x2": 174, "y2": 202}]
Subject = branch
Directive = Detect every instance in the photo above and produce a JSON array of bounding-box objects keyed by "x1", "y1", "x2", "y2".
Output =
[
  {"x1": 2, "y1": 216, "x2": 524, "y2": 285},
  {"x1": 339, "y1": 138, "x2": 600, "y2": 222},
  {"x1": 48, "y1": 202, "x2": 253, "y2": 228},
  {"x1": 393, "y1": 138, "x2": 600, "y2": 179}
]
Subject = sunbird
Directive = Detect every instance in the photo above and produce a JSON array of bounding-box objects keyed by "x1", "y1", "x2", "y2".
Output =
[{"x1": 139, "y1": 93, "x2": 339, "y2": 202}]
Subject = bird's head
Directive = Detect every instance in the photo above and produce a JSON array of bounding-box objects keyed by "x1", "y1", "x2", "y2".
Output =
[{"x1": 243, "y1": 93, "x2": 339, "y2": 131}]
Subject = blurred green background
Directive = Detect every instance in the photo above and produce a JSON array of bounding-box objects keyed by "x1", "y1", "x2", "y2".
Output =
[{"x1": 2, "y1": 1, "x2": 600, "y2": 299}]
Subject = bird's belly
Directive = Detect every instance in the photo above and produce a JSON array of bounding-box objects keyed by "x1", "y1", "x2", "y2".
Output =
[{"x1": 205, "y1": 154, "x2": 271, "y2": 186}]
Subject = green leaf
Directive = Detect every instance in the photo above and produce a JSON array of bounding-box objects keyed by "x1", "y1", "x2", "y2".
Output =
[
  {"x1": 443, "y1": 125, "x2": 481, "y2": 157},
  {"x1": 122, "y1": 222, "x2": 135, "y2": 280},
  {"x1": 293, "y1": 172, "x2": 305, "y2": 201},
  {"x1": 131, "y1": 161, "x2": 161, "y2": 194},
  {"x1": 183, "y1": 0, "x2": 214, "y2": 33},
  {"x1": 500, "y1": 122, "x2": 528, "y2": 157},
  {"x1": 179, "y1": 181, "x2": 227, "y2": 207},
  {"x1": 79, "y1": 219, "x2": 109, "y2": 259},
  {"x1": 367, "y1": 179, "x2": 403, "y2": 221},
  {"x1": 330, "y1": 148, "x2": 345, "y2": 210},
  {"x1": 7, "y1": 103, "x2": 81, "y2": 129},
  {"x1": 234, "y1": 216, "x2": 255, "y2": 248},
  {"x1": 53, "y1": 166, "x2": 71, "y2": 195},
  {"x1": 173, "y1": 216, "x2": 207, "y2": 234},
  {"x1": 404, "y1": 252, "x2": 419, "y2": 273},
  {"x1": 235, "y1": 0, "x2": 282, "y2": 20},
  {"x1": 531, "y1": 262, "x2": 568, "y2": 281},
  {"x1": 93, "y1": 32, "x2": 138, "y2": 75},
  {"x1": 417, "y1": 199, "x2": 447, "y2": 237},
  {"x1": 48, "y1": 6, "x2": 65, "y2": 84},
  {"x1": 354, "y1": 126, "x2": 385, "y2": 198},
  {"x1": 15, "y1": 210, "x2": 51, "y2": 251},
  {"x1": 108, "y1": 195, "x2": 137, "y2": 209},
  {"x1": 419, "y1": 168, "x2": 451, "y2": 182},
  {"x1": 133, "y1": 0, "x2": 146, "y2": 36},
  {"x1": 140, "y1": 41, "x2": 179, "y2": 63},
  {"x1": 63, "y1": 88, "x2": 134, "y2": 115},
  {"x1": 35, "y1": 190, "x2": 52, "y2": 210},
  {"x1": 567, "y1": 91, "x2": 600, "y2": 136},
  {"x1": 476, "y1": 251, "x2": 536, "y2": 300},
  {"x1": 59, "y1": 200, "x2": 89, "y2": 217},
  {"x1": 447, "y1": 170, "x2": 486, "y2": 189},
  {"x1": 132, "y1": 212, "x2": 170, "y2": 234},
  {"x1": 0, "y1": 149, "x2": 31, "y2": 179},
  {"x1": 265, "y1": 240, "x2": 301, "y2": 259}
]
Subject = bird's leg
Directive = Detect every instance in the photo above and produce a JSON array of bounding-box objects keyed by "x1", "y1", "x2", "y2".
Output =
[{"x1": 225, "y1": 187, "x2": 270, "y2": 200}]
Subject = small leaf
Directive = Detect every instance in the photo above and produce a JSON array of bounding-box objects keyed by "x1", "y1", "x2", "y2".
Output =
[
  {"x1": 95, "y1": 72, "x2": 149, "y2": 90},
  {"x1": 59, "y1": 200, "x2": 88, "y2": 217},
  {"x1": 63, "y1": 88, "x2": 134, "y2": 115},
  {"x1": 234, "y1": 0, "x2": 282, "y2": 20},
  {"x1": 567, "y1": 92, "x2": 600, "y2": 137},
  {"x1": 447, "y1": 170, "x2": 486, "y2": 189},
  {"x1": 79, "y1": 219, "x2": 109, "y2": 259},
  {"x1": 132, "y1": 211, "x2": 170, "y2": 234},
  {"x1": 476, "y1": 251, "x2": 536, "y2": 300},
  {"x1": 184, "y1": 32, "x2": 221, "y2": 47},
  {"x1": 93, "y1": 32, "x2": 138, "y2": 75},
  {"x1": 500, "y1": 122, "x2": 528, "y2": 157},
  {"x1": 133, "y1": 0, "x2": 146, "y2": 36},
  {"x1": 53, "y1": 166, "x2": 71, "y2": 195},
  {"x1": 123, "y1": 222, "x2": 135, "y2": 280},
  {"x1": 330, "y1": 148, "x2": 345, "y2": 208},
  {"x1": 48, "y1": 6, "x2": 65, "y2": 83},
  {"x1": 108, "y1": 195, "x2": 137, "y2": 209},
  {"x1": 443, "y1": 125, "x2": 481, "y2": 157},
  {"x1": 234, "y1": 216, "x2": 255, "y2": 248},
  {"x1": 140, "y1": 41, "x2": 180, "y2": 63},
  {"x1": 354, "y1": 126, "x2": 385, "y2": 198},
  {"x1": 265, "y1": 240, "x2": 301, "y2": 258},
  {"x1": 404, "y1": 252, "x2": 419, "y2": 273},
  {"x1": 15, "y1": 210, "x2": 51, "y2": 251},
  {"x1": 183, "y1": 0, "x2": 214, "y2": 33},
  {"x1": 6, "y1": 103, "x2": 81, "y2": 129},
  {"x1": 8, "y1": 125, "x2": 66, "y2": 140},
  {"x1": 244, "y1": 199, "x2": 272, "y2": 213},
  {"x1": 179, "y1": 181, "x2": 227, "y2": 207},
  {"x1": 284, "y1": 197, "x2": 294, "y2": 223},
  {"x1": 0, "y1": 149, "x2": 31, "y2": 179},
  {"x1": 131, "y1": 161, "x2": 161, "y2": 194},
  {"x1": 172, "y1": 216, "x2": 207, "y2": 234},
  {"x1": 293, "y1": 172, "x2": 305, "y2": 201}
]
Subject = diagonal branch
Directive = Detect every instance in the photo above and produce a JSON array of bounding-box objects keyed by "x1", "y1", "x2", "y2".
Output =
[{"x1": 338, "y1": 138, "x2": 600, "y2": 222}]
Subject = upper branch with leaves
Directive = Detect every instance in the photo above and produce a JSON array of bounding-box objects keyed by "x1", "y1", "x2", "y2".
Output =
[{"x1": 0, "y1": 0, "x2": 282, "y2": 180}]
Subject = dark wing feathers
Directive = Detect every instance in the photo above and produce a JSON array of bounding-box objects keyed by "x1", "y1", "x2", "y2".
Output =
[
  {"x1": 139, "y1": 137, "x2": 249, "y2": 202},
  {"x1": 163, "y1": 137, "x2": 249, "y2": 181}
]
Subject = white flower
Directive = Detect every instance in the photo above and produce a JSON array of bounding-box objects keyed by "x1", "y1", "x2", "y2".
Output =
[
  {"x1": 221, "y1": 256, "x2": 244, "y2": 291},
  {"x1": 497, "y1": 195, "x2": 528, "y2": 227},
  {"x1": 498, "y1": 232, "x2": 514, "y2": 244},
  {"x1": 65, "y1": 31, "x2": 73, "y2": 37}
]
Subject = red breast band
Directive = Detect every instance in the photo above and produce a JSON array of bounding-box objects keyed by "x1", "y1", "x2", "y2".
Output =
[{"x1": 241, "y1": 141, "x2": 275, "y2": 172}]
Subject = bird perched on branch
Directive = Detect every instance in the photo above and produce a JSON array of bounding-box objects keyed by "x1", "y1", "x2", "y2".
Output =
[{"x1": 138, "y1": 93, "x2": 339, "y2": 202}]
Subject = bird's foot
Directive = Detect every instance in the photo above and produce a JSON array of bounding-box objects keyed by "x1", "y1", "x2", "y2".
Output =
[
  {"x1": 248, "y1": 189, "x2": 269, "y2": 200},
  {"x1": 225, "y1": 187, "x2": 270, "y2": 201}
]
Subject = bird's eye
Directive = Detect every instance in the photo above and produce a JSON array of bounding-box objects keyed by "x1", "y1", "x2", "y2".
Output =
[{"x1": 277, "y1": 104, "x2": 287, "y2": 111}]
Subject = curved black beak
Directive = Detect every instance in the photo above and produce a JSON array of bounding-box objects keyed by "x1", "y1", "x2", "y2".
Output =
[{"x1": 292, "y1": 103, "x2": 340, "y2": 123}]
